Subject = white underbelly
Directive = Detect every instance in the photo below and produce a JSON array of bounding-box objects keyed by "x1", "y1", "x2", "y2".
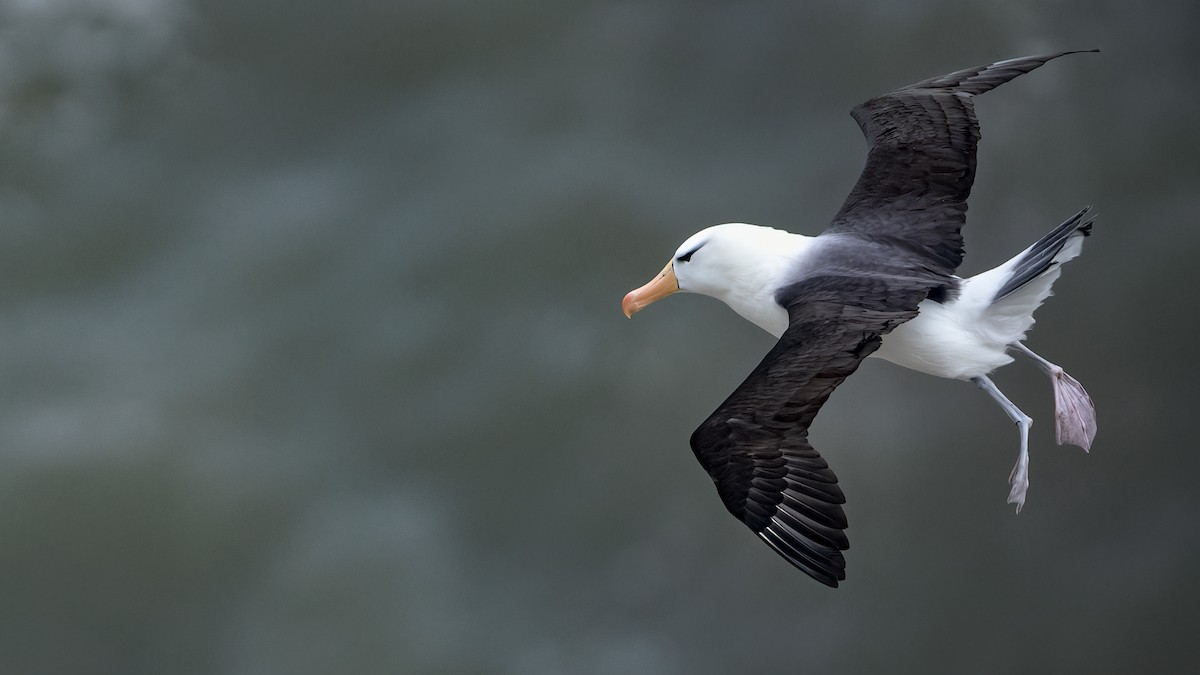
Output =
[
  {"x1": 872, "y1": 299, "x2": 1013, "y2": 380},
  {"x1": 733, "y1": 282, "x2": 1020, "y2": 381}
]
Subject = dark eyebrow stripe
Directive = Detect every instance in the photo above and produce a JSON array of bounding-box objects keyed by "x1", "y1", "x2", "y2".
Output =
[{"x1": 677, "y1": 243, "x2": 704, "y2": 262}]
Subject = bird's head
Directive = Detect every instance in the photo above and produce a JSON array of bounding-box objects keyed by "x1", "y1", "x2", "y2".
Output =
[{"x1": 622, "y1": 223, "x2": 786, "y2": 317}]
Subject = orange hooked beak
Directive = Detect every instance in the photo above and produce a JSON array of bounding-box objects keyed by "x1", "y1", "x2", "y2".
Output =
[{"x1": 622, "y1": 260, "x2": 679, "y2": 318}]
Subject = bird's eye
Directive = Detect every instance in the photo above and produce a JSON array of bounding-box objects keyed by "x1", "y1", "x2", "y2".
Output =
[{"x1": 677, "y1": 245, "x2": 702, "y2": 263}]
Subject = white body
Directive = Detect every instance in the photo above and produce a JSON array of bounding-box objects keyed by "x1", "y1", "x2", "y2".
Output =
[{"x1": 675, "y1": 223, "x2": 1087, "y2": 381}]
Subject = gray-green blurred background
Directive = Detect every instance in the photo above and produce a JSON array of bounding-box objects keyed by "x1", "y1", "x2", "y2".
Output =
[{"x1": 2, "y1": 1, "x2": 1196, "y2": 673}]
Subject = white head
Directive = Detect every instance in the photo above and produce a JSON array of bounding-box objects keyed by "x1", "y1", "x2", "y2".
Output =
[{"x1": 622, "y1": 223, "x2": 802, "y2": 335}]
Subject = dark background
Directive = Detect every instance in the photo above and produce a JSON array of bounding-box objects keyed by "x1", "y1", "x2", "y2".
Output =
[{"x1": 1, "y1": 1, "x2": 1196, "y2": 673}]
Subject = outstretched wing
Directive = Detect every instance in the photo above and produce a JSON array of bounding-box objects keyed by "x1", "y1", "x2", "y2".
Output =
[
  {"x1": 690, "y1": 274, "x2": 932, "y2": 587},
  {"x1": 825, "y1": 51, "x2": 1097, "y2": 277}
]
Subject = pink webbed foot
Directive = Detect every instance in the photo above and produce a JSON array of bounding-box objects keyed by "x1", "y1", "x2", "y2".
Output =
[
  {"x1": 1012, "y1": 342, "x2": 1097, "y2": 452},
  {"x1": 1052, "y1": 369, "x2": 1096, "y2": 451}
]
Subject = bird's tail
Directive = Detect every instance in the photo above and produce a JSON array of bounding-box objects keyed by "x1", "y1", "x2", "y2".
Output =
[
  {"x1": 961, "y1": 207, "x2": 1095, "y2": 345},
  {"x1": 993, "y1": 206, "x2": 1094, "y2": 302}
]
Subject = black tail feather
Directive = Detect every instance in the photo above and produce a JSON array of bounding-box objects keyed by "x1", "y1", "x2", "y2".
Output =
[{"x1": 993, "y1": 207, "x2": 1094, "y2": 302}]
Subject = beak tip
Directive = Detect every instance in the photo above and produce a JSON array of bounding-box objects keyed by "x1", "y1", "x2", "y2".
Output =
[
  {"x1": 621, "y1": 292, "x2": 638, "y2": 318},
  {"x1": 622, "y1": 260, "x2": 676, "y2": 320}
]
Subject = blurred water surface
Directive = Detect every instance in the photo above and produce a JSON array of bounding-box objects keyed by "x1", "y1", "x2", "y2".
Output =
[{"x1": 1, "y1": 1, "x2": 1197, "y2": 673}]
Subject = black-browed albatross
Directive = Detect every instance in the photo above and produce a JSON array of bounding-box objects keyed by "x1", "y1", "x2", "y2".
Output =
[{"x1": 621, "y1": 52, "x2": 1098, "y2": 587}]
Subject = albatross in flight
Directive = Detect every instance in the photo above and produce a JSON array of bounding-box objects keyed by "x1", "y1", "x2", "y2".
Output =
[{"x1": 621, "y1": 51, "x2": 1098, "y2": 587}]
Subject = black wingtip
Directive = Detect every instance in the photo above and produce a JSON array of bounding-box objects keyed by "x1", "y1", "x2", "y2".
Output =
[
  {"x1": 1037, "y1": 49, "x2": 1100, "y2": 58},
  {"x1": 757, "y1": 528, "x2": 847, "y2": 588},
  {"x1": 893, "y1": 49, "x2": 1096, "y2": 101},
  {"x1": 1053, "y1": 49, "x2": 1100, "y2": 61}
]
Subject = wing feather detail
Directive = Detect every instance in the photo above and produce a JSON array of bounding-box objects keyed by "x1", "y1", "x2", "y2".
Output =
[
  {"x1": 689, "y1": 275, "x2": 932, "y2": 586},
  {"x1": 826, "y1": 51, "x2": 1097, "y2": 277}
]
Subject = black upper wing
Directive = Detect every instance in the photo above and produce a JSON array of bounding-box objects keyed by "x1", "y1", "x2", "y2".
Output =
[
  {"x1": 825, "y1": 51, "x2": 1096, "y2": 277},
  {"x1": 690, "y1": 274, "x2": 933, "y2": 587}
]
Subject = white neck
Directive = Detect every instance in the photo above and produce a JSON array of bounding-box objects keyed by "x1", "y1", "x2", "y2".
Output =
[{"x1": 705, "y1": 228, "x2": 816, "y2": 339}]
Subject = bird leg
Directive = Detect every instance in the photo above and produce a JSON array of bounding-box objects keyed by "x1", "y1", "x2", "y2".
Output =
[
  {"x1": 973, "y1": 375, "x2": 1033, "y2": 513},
  {"x1": 1011, "y1": 342, "x2": 1096, "y2": 451}
]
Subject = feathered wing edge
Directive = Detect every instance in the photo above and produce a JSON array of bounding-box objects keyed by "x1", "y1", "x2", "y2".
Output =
[
  {"x1": 689, "y1": 275, "x2": 933, "y2": 586},
  {"x1": 826, "y1": 51, "x2": 1098, "y2": 278}
]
